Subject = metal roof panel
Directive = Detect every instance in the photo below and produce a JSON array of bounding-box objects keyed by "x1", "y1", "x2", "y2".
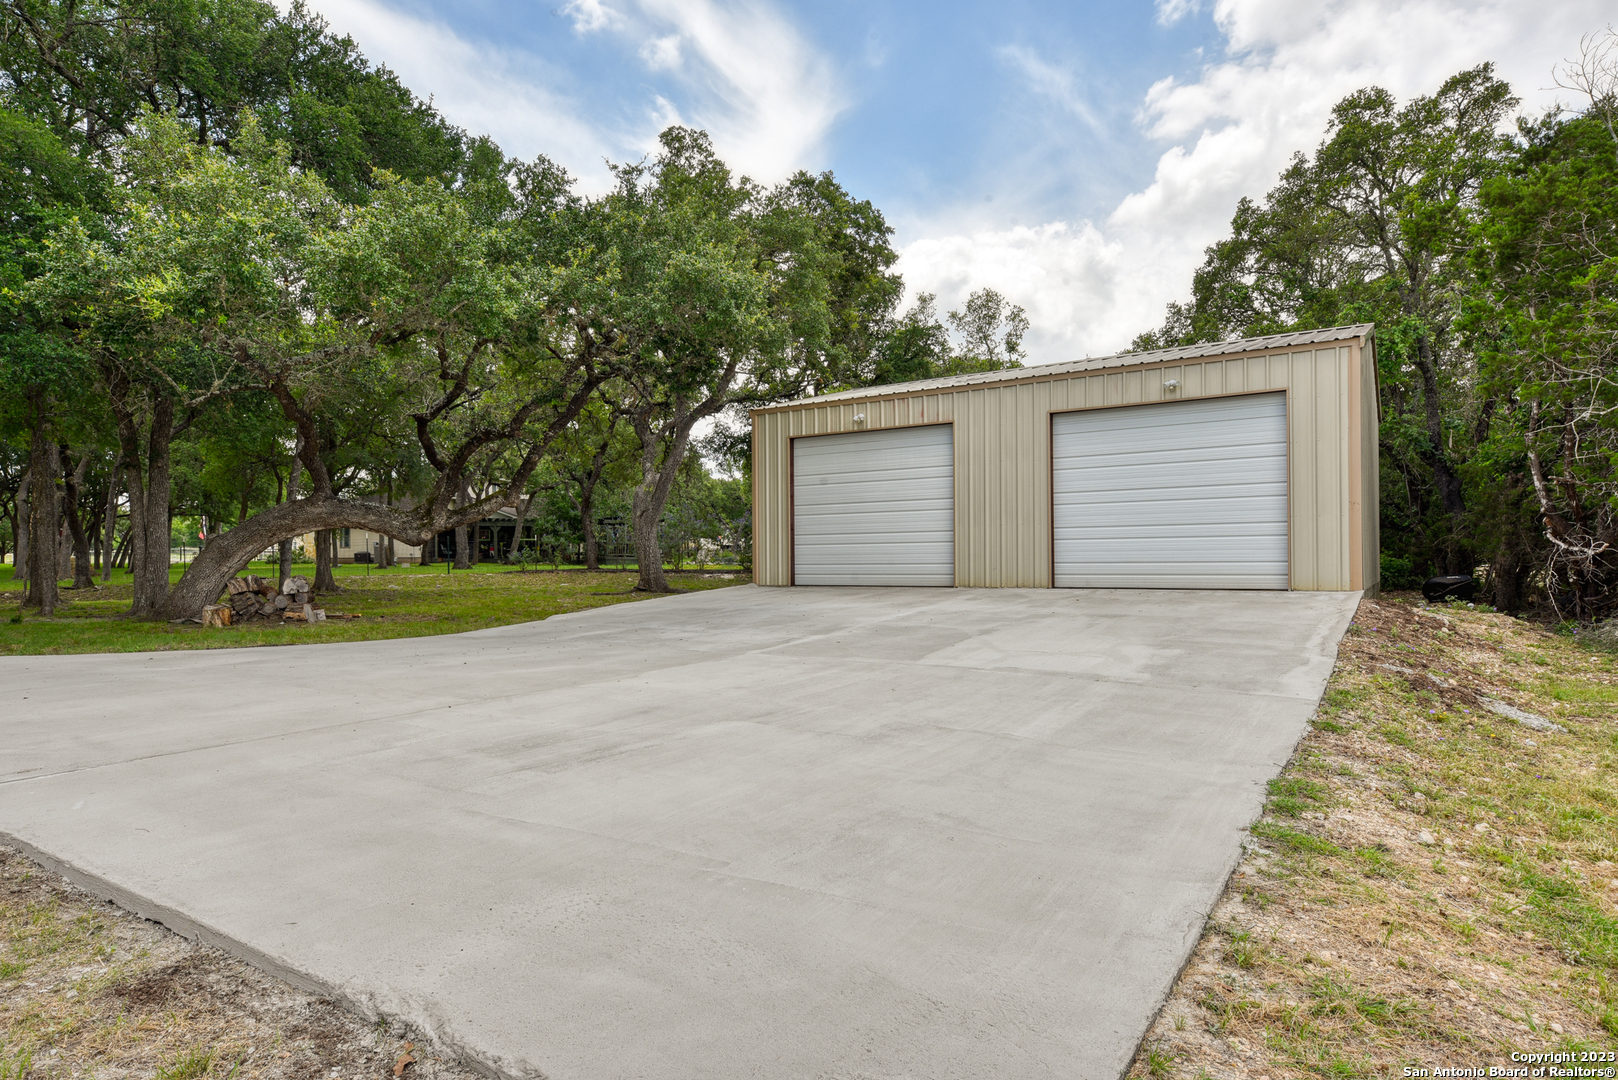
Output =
[{"x1": 755, "y1": 323, "x2": 1374, "y2": 411}]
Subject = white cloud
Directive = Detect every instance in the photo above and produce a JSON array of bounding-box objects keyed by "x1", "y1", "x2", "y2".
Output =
[
  {"x1": 293, "y1": 0, "x2": 840, "y2": 189},
  {"x1": 639, "y1": 33, "x2": 683, "y2": 71},
  {"x1": 900, "y1": 0, "x2": 1613, "y2": 364},
  {"x1": 289, "y1": 0, "x2": 624, "y2": 189},
  {"x1": 632, "y1": 0, "x2": 844, "y2": 182},
  {"x1": 999, "y1": 46, "x2": 1102, "y2": 130},
  {"x1": 561, "y1": 0, "x2": 622, "y2": 34},
  {"x1": 896, "y1": 223, "x2": 1134, "y2": 358},
  {"x1": 1156, "y1": 0, "x2": 1201, "y2": 27}
]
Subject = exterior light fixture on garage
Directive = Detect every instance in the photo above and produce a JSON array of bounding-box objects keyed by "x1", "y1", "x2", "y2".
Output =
[{"x1": 751, "y1": 324, "x2": 1379, "y2": 593}]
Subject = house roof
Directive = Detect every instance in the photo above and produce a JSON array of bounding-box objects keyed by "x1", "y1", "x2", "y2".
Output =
[{"x1": 753, "y1": 323, "x2": 1375, "y2": 411}]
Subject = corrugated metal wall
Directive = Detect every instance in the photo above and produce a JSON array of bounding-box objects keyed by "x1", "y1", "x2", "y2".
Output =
[
  {"x1": 1358, "y1": 339, "x2": 1381, "y2": 594},
  {"x1": 752, "y1": 337, "x2": 1379, "y2": 591}
]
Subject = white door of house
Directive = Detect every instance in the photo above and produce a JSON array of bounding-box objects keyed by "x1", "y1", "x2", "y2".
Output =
[
  {"x1": 793, "y1": 424, "x2": 955, "y2": 586},
  {"x1": 1052, "y1": 393, "x2": 1289, "y2": 589}
]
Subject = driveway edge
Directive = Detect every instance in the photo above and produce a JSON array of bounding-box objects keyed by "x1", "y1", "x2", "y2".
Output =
[
  {"x1": 1118, "y1": 591, "x2": 1362, "y2": 1078},
  {"x1": 0, "y1": 829, "x2": 525, "y2": 1080}
]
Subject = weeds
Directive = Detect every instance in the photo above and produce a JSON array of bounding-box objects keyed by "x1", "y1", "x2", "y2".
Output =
[
  {"x1": 1224, "y1": 929, "x2": 1259, "y2": 969},
  {"x1": 157, "y1": 1046, "x2": 215, "y2": 1080},
  {"x1": 1268, "y1": 777, "x2": 1330, "y2": 817},
  {"x1": 1495, "y1": 857, "x2": 1618, "y2": 967},
  {"x1": 1251, "y1": 821, "x2": 1341, "y2": 856},
  {"x1": 0, "y1": 1044, "x2": 30, "y2": 1080},
  {"x1": 1143, "y1": 1043, "x2": 1179, "y2": 1079},
  {"x1": 1354, "y1": 844, "x2": 1405, "y2": 879}
]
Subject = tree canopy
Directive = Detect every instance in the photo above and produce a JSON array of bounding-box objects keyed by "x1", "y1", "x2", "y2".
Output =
[
  {"x1": 1132, "y1": 37, "x2": 1618, "y2": 616},
  {"x1": 0, "y1": 3, "x2": 1024, "y2": 615},
  {"x1": 15, "y1": 1, "x2": 1608, "y2": 622}
]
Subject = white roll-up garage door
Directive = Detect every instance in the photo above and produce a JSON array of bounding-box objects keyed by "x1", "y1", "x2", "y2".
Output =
[
  {"x1": 1052, "y1": 393, "x2": 1288, "y2": 589},
  {"x1": 793, "y1": 425, "x2": 954, "y2": 586}
]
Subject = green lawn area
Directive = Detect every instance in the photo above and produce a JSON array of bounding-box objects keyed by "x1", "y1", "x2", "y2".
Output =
[{"x1": 0, "y1": 562, "x2": 748, "y2": 655}]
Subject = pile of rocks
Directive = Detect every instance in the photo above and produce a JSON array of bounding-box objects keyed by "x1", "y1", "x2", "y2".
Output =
[{"x1": 202, "y1": 575, "x2": 326, "y2": 627}]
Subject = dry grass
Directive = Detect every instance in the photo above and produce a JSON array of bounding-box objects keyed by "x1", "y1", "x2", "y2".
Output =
[
  {"x1": 1127, "y1": 595, "x2": 1618, "y2": 1080},
  {"x1": 0, "y1": 847, "x2": 479, "y2": 1080}
]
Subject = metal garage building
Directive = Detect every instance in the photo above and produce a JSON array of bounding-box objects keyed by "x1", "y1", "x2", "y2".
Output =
[{"x1": 750, "y1": 324, "x2": 1379, "y2": 592}]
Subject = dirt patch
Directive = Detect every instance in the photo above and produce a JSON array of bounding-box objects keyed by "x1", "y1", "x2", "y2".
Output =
[
  {"x1": 1127, "y1": 596, "x2": 1618, "y2": 1079},
  {"x1": 0, "y1": 846, "x2": 482, "y2": 1080}
]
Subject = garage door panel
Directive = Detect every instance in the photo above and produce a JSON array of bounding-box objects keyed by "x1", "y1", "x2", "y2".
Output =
[
  {"x1": 796, "y1": 485, "x2": 953, "y2": 509},
  {"x1": 1051, "y1": 476, "x2": 1286, "y2": 502},
  {"x1": 794, "y1": 512, "x2": 952, "y2": 535},
  {"x1": 1055, "y1": 496, "x2": 1287, "y2": 526},
  {"x1": 1053, "y1": 394, "x2": 1288, "y2": 590},
  {"x1": 1056, "y1": 457, "x2": 1287, "y2": 485},
  {"x1": 794, "y1": 425, "x2": 954, "y2": 586},
  {"x1": 1058, "y1": 522, "x2": 1290, "y2": 541}
]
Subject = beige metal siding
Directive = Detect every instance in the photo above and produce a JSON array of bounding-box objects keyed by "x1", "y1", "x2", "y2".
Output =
[
  {"x1": 1358, "y1": 339, "x2": 1381, "y2": 594},
  {"x1": 752, "y1": 333, "x2": 1371, "y2": 591},
  {"x1": 1285, "y1": 347, "x2": 1352, "y2": 590}
]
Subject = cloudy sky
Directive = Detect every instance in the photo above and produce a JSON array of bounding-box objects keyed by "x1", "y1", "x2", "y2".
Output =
[{"x1": 295, "y1": 0, "x2": 1608, "y2": 363}]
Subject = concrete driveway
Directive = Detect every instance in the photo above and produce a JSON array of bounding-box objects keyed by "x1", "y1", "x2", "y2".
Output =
[{"x1": 1, "y1": 586, "x2": 1357, "y2": 1080}]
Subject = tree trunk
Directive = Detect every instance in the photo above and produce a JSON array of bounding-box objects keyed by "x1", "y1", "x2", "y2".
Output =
[
  {"x1": 61, "y1": 448, "x2": 95, "y2": 590},
  {"x1": 628, "y1": 411, "x2": 703, "y2": 593},
  {"x1": 101, "y1": 458, "x2": 120, "y2": 582},
  {"x1": 630, "y1": 489, "x2": 667, "y2": 592},
  {"x1": 23, "y1": 423, "x2": 60, "y2": 614},
  {"x1": 509, "y1": 494, "x2": 532, "y2": 565},
  {"x1": 1413, "y1": 334, "x2": 1467, "y2": 520},
  {"x1": 581, "y1": 495, "x2": 599, "y2": 570},
  {"x1": 452, "y1": 523, "x2": 469, "y2": 568},
  {"x1": 120, "y1": 396, "x2": 177, "y2": 619},
  {"x1": 57, "y1": 496, "x2": 72, "y2": 573},
  {"x1": 10, "y1": 469, "x2": 29, "y2": 581},
  {"x1": 148, "y1": 492, "x2": 485, "y2": 620},
  {"x1": 278, "y1": 438, "x2": 303, "y2": 589},
  {"x1": 378, "y1": 481, "x2": 395, "y2": 569},
  {"x1": 314, "y1": 528, "x2": 339, "y2": 592},
  {"x1": 575, "y1": 426, "x2": 615, "y2": 571},
  {"x1": 1491, "y1": 545, "x2": 1529, "y2": 613}
]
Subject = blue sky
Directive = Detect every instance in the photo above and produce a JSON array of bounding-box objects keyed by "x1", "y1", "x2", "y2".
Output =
[{"x1": 300, "y1": 0, "x2": 1609, "y2": 360}]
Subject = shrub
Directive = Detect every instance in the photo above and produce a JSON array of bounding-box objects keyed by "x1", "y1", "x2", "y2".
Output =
[{"x1": 1379, "y1": 555, "x2": 1424, "y2": 590}]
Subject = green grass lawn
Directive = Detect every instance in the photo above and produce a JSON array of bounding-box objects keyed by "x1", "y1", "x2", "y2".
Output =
[{"x1": 0, "y1": 561, "x2": 748, "y2": 655}]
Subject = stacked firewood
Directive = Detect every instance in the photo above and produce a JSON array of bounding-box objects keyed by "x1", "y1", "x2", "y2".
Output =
[{"x1": 201, "y1": 574, "x2": 326, "y2": 627}]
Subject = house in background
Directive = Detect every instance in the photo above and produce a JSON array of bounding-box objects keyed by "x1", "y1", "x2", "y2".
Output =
[
  {"x1": 425, "y1": 507, "x2": 534, "y2": 564},
  {"x1": 293, "y1": 508, "x2": 541, "y2": 566},
  {"x1": 292, "y1": 527, "x2": 423, "y2": 566}
]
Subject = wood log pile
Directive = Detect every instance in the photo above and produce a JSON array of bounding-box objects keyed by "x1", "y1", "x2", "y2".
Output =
[{"x1": 201, "y1": 574, "x2": 328, "y2": 627}]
